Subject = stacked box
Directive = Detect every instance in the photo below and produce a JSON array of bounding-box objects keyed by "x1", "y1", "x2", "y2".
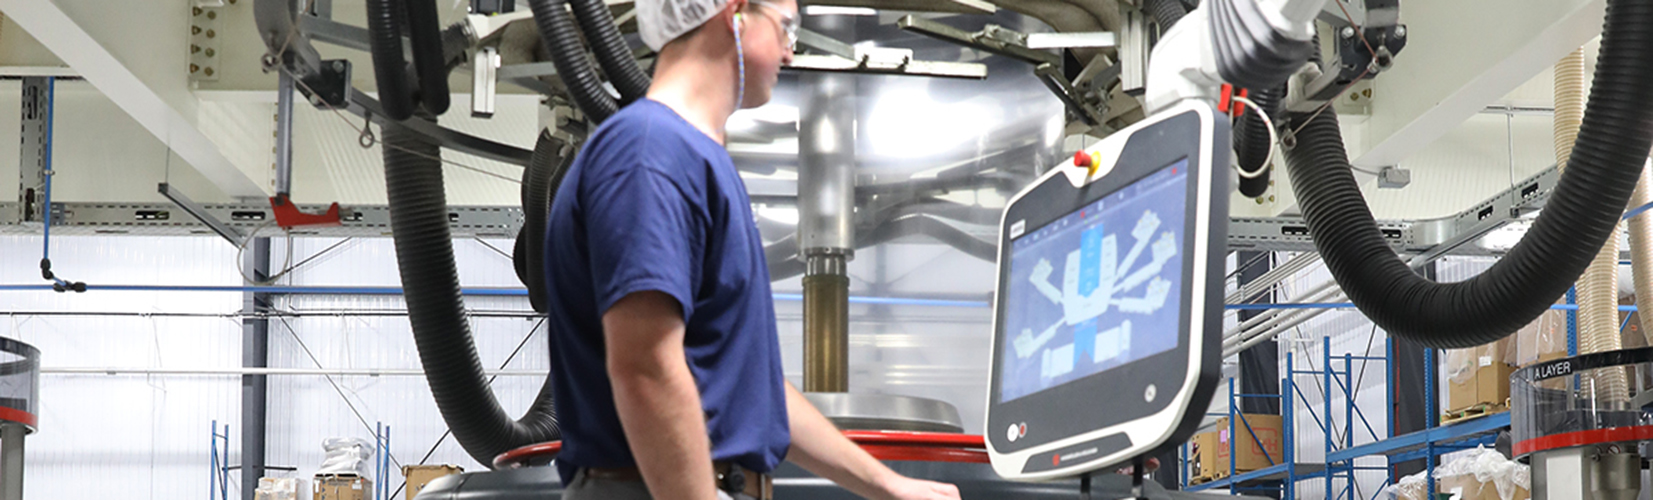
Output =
[
  {"x1": 402, "y1": 465, "x2": 463, "y2": 500},
  {"x1": 314, "y1": 475, "x2": 370, "y2": 500},
  {"x1": 1189, "y1": 414, "x2": 1282, "y2": 482}
]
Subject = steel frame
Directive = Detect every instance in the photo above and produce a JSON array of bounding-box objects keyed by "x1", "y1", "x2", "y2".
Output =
[{"x1": 1180, "y1": 333, "x2": 1516, "y2": 499}]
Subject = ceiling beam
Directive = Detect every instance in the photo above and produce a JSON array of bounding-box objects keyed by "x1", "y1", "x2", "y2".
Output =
[
  {"x1": 1354, "y1": 0, "x2": 1604, "y2": 169},
  {"x1": 0, "y1": 0, "x2": 267, "y2": 199}
]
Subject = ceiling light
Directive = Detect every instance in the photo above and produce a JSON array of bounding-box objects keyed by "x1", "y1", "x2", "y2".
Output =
[{"x1": 804, "y1": 6, "x2": 877, "y2": 16}]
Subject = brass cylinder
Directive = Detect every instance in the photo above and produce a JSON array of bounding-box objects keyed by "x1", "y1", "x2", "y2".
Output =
[{"x1": 802, "y1": 272, "x2": 850, "y2": 393}]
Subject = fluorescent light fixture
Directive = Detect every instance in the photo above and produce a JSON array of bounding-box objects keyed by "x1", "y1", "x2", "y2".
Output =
[{"x1": 804, "y1": 6, "x2": 877, "y2": 16}]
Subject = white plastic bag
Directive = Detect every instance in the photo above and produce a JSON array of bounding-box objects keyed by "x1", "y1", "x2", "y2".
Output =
[
  {"x1": 253, "y1": 477, "x2": 301, "y2": 500},
  {"x1": 1378, "y1": 470, "x2": 1428, "y2": 500},
  {"x1": 317, "y1": 437, "x2": 374, "y2": 477},
  {"x1": 1434, "y1": 446, "x2": 1530, "y2": 500}
]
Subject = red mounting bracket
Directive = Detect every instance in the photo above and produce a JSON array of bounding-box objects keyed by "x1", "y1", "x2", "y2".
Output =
[
  {"x1": 269, "y1": 194, "x2": 342, "y2": 229},
  {"x1": 1217, "y1": 83, "x2": 1249, "y2": 117}
]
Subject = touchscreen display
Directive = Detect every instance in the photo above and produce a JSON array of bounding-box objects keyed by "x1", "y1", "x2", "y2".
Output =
[{"x1": 999, "y1": 159, "x2": 1189, "y2": 403}]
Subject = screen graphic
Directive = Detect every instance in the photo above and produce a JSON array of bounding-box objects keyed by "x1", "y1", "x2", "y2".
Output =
[{"x1": 999, "y1": 159, "x2": 1189, "y2": 403}]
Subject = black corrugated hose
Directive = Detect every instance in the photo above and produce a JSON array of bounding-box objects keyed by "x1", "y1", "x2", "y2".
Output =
[
  {"x1": 365, "y1": 0, "x2": 414, "y2": 121},
  {"x1": 568, "y1": 0, "x2": 652, "y2": 104},
  {"x1": 513, "y1": 130, "x2": 573, "y2": 313},
  {"x1": 1144, "y1": 0, "x2": 1187, "y2": 30},
  {"x1": 403, "y1": 0, "x2": 452, "y2": 115},
  {"x1": 1234, "y1": 85, "x2": 1281, "y2": 197},
  {"x1": 1283, "y1": 0, "x2": 1653, "y2": 348},
  {"x1": 382, "y1": 116, "x2": 560, "y2": 467},
  {"x1": 529, "y1": 0, "x2": 619, "y2": 122}
]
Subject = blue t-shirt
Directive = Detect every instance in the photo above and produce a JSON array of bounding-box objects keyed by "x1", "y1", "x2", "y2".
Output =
[{"x1": 542, "y1": 99, "x2": 791, "y2": 484}]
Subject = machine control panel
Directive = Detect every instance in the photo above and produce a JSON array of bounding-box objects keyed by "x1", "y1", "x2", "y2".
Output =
[{"x1": 985, "y1": 100, "x2": 1228, "y2": 480}]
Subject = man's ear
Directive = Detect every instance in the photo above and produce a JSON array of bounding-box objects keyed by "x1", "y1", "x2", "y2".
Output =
[{"x1": 723, "y1": 0, "x2": 748, "y2": 31}]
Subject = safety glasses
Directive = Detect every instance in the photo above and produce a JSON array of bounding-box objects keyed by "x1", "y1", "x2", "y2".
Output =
[{"x1": 750, "y1": 1, "x2": 798, "y2": 52}]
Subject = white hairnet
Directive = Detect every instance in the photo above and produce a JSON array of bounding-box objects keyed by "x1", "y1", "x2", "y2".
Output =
[{"x1": 636, "y1": 0, "x2": 732, "y2": 52}]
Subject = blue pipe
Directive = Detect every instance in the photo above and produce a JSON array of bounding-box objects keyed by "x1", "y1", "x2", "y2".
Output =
[
  {"x1": 0, "y1": 284, "x2": 991, "y2": 307},
  {"x1": 40, "y1": 77, "x2": 53, "y2": 262},
  {"x1": 1625, "y1": 200, "x2": 1653, "y2": 220}
]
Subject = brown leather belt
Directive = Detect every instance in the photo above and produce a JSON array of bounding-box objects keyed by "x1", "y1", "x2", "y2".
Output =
[{"x1": 584, "y1": 461, "x2": 772, "y2": 499}]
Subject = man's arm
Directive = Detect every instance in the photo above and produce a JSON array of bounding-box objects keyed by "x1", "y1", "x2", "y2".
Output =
[
  {"x1": 605, "y1": 291, "x2": 718, "y2": 500},
  {"x1": 783, "y1": 382, "x2": 961, "y2": 500}
]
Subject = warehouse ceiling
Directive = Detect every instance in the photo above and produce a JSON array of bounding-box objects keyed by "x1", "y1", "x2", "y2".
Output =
[{"x1": 0, "y1": 0, "x2": 1618, "y2": 227}]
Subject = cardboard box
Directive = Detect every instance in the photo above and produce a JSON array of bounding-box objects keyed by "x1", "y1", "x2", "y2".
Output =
[
  {"x1": 1190, "y1": 414, "x2": 1283, "y2": 480},
  {"x1": 1437, "y1": 474, "x2": 1530, "y2": 500},
  {"x1": 1514, "y1": 308, "x2": 1568, "y2": 367},
  {"x1": 315, "y1": 475, "x2": 370, "y2": 500},
  {"x1": 402, "y1": 465, "x2": 462, "y2": 500},
  {"x1": 1448, "y1": 362, "x2": 1516, "y2": 412},
  {"x1": 1189, "y1": 431, "x2": 1220, "y2": 481}
]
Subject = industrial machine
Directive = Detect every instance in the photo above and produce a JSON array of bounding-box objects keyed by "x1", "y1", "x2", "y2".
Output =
[
  {"x1": 1513, "y1": 348, "x2": 1653, "y2": 499},
  {"x1": 0, "y1": 338, "x2": 38, "y2": 500},
  {"x1": 243, "y1": 0, "x2": 1653, "y2": 496}
]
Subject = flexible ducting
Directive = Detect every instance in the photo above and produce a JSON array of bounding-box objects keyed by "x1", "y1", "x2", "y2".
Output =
[
  {"x1": 1630, "y1": 162, "x2": 1653, "y2": 346},
  {"x1": 1554, "y1": 47, "x2": 1628, "y2": 405},
  {"x1": 1234, "y1": 85, "x2": 1282, "y2": 197},
  {"x1": 529, "y1": 0, "x2": 619, "y2": 123},
  {"x1": 513, "y1": 130, "x2": 572, "y2": 313},
  {"x1": 1280, "y1": 0, "x2": 1653, "y2": 347},
  {"x1": 365, "y1": 0, "x2": 414, "y2": 121},
  {"x1": 1144, "y1": 0, "x2": 1187, "y2": 30},
  {"x1": 567, "y1": 0, "x2": 652, "y2": 104},
  {"x1": 404, "y1": 0, "x2": 452, "y2": 115},
  {"x1": 382, "y1": 117, "x2": 560, "y2": 467}
]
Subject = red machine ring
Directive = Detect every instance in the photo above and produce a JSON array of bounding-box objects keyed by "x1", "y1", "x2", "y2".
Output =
[{"x1": 493, "y1": 431, "x2": 987, "y2": 469}]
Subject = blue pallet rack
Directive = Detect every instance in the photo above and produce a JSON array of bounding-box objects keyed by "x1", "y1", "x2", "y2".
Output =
[{"x1": 1180, "y1": 335, "x2": 1515, "y2": 499}]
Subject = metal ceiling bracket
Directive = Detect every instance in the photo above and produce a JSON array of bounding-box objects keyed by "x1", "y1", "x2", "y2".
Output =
[
  {"x1": 1117, "y1": 8, "x2": 1149, "y2": 96},
  {"x1": 472, "y1": 47, "x2": 500, "y2": 118},
  {"x1": 896, "y1": 15, "x2": 1060, "y2": 66},
  {"x1": 1035, "y1": 63, "x2": 1107, "y2": 126},
  {"x1": 797, "y1": 28, "x2": 857, "y2": 61},
  {"x1": 17, "y1": 77, "x2": 48, "y2": 226},
  {"x1": 897, "y1": 16, "x2": 1107, "y2": 124},
  {"x1": 785, "y1": 55, "x2": 987, "y2": 79},
  {"x1": 158, "y1": 183, "x2": 244, "y2": 247},
  {"x1": 293, "y1": 59, "x2": 351, "y2": 108}
]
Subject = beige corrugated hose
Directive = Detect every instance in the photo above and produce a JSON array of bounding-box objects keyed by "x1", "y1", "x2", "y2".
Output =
[
  {"x1": 1629, "y1": 162, "x2": 1653, "y2": 346},
  {"x1": 1557, "y1": 47, "x2": 1629, "y2": 406}
]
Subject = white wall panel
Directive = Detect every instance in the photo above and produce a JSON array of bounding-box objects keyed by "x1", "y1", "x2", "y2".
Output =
[{"x1": 1, "y1": 235, "x2": 241, "y2": 500}]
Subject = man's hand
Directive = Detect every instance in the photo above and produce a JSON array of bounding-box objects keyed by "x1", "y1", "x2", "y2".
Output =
[
  {"x1": 781, "y1": 382, "x2": 962, "y2": 500},
  {"x1": 875, "y1": 475, "x2": 961, "y2": 500}
]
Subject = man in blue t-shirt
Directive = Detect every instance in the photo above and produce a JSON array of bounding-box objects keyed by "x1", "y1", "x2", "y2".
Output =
[{"x1": 542, "y1": 0, "x2": 962, "y2": 499}]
